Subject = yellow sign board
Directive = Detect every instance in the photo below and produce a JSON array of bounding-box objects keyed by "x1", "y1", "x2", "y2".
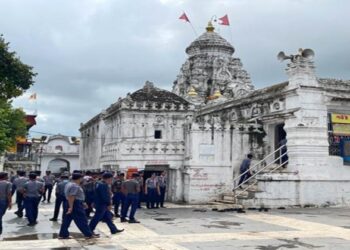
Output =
[
  {"x1": 331, "y1": 113, "x2": 350, "y2": 124},
  {"x1": 333, "y1": 123, "x2": 350, "y2": 135}
]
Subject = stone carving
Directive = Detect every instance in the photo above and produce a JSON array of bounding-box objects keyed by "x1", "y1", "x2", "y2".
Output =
[{"x1": 173, "y1": 27, "x2": 254, "y2": 103}]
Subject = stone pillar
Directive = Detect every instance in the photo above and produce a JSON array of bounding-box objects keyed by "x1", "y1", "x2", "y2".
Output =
[{"x1": 284, "y1": 56, "x2": 329, "y2": 177}]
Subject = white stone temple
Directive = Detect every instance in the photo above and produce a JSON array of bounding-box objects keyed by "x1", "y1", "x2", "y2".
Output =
[{"x1": 80, "y1": 22, "x2": 350, "y2": 207}]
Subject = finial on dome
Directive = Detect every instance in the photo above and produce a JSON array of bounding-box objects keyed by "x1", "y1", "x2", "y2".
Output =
[{"x1": 206, "y1": 21, "x2": 215, "y2": 32}]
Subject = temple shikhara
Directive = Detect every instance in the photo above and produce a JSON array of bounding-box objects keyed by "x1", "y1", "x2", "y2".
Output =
[{"x1": 80, "y1": 22, "x2": 350, "y2": 208}]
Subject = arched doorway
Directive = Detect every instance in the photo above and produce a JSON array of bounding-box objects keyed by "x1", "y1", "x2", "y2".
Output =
[{"x1": 47, "y1": 158, "x2": 70, "y2": 174}]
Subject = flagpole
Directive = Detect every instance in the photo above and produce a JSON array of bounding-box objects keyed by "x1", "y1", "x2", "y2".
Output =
[{"x1": 189, "y1": 21, "x2": 198, "y2": 37}]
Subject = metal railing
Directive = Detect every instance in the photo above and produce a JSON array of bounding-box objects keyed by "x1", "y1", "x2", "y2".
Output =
[{"x1": 232, "y1": 144, "x2": 288, "y2": 202}]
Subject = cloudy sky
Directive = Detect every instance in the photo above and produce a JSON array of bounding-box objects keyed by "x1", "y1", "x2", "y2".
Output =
[{"x1": 2, "y1": 0, "x2": 349, "y2": 137}]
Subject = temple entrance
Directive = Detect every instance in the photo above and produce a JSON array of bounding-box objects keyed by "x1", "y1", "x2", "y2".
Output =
[
  {"x1": 144, "y1": 164, "x2": 173, "y2": 201},
  {"x1": 47, "y1": 158, "x2": 70, "y2": 175},
  {"x1": 274, "y1": 123, "x2": 288, "y2": 164}
]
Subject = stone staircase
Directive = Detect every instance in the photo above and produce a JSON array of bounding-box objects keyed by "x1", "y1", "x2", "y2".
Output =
[{"x1": 211, "y1": 146, "x2": 289, "y2": 211}]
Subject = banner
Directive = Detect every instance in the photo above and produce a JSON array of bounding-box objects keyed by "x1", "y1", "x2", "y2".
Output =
[
  {"x1": 331, "y1": 113, "x2": 350, "y2": 124},
  {"x1": 333, "y1": 123, "x2": 350, "y2": 135}
]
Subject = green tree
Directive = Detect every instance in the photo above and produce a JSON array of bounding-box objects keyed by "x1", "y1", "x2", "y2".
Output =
[
  {"x1": 0, "y1": 34, "x2": 36, "y2": 99},
  {"x1": 0, "y1": 100, "x2": 27, "y2": 153},
  {"x1": 0, "y1": 35, "x2": 36, "y2": 154}
]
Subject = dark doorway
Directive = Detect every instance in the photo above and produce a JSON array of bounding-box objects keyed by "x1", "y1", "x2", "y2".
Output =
[
  {"x1": 143, "y1": 165, "x2": 170, "y2": 201},
  {"x1": 275, "y1": 123, "x2": 288, "y2": 165}
]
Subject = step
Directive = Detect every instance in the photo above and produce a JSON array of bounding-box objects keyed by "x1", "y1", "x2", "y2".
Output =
[{"x1": 212, "y1": 204, "x2": 244, "y2": 212}]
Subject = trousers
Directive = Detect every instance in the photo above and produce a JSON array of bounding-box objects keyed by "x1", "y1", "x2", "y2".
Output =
[
  {"x1": 53, "y1": 194, "x2": 66, "y2": 220},
  {"x1": 59, "y1": 200, "x2": 92, "y2": 238},
  {"x1": 0, "y1": 200, "x2": 8, "y2": 234},
  {"x1": 122, "y1": 193, "x2": 139, "y2": 220},
  {"x1": 43, "y1": 184, "x2": 53, "y2": 202},
  {"x1": 24, "y1": 196, "x2": 40, "y2": 224},
  {"x1": 16, "y1": 191, "x2": 24, "y2": 215},
  {"x1": 89, "y1": 204, "x2": 117, "y2": 233},
  {"x1": 146, "y1": 188, "x2": 157, "y2": 208},
  {"x1": 113, "y1": 192, "x2": 125, "y2": 215}
]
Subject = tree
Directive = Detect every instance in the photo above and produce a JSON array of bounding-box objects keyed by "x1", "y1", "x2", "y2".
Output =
[
  {"x1": 0, "y1": 34, "x2": 36, "y2": 100},
  {"x1": 0, "y1": 100, "x2": 27, "y2": 153},
  {"x1": 0, "y1": 35, "x2": 36, "y2": 154}
]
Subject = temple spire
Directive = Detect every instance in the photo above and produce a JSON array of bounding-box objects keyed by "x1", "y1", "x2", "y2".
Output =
[{"x1": 206, "y1": 21, "x2": 215, "y2": 32}]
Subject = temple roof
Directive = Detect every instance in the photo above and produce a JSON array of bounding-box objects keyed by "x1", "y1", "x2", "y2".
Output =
[
  {"x1": 186, "y1": 22, "x2": 234, "y2": 56},
  {"x1": 129, "y1": 81, "x2": 189, "y2": 105}
]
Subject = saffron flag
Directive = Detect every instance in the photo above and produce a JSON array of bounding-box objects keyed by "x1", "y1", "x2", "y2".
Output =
[
  {"x1": 218, "y1": 14, "x2": 230, "y2": 26},
  {"x1": 179, "y1": 12, "x2": 190, "y2": 22}
]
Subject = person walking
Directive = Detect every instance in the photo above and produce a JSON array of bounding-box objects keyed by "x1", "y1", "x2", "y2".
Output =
[
  {"x1": 121, "y1": 173, "x2": 140, "y2": 223},
  {"x1": 82, "y1": 171, "x2": 95, "y2": 218},
  {"x1": 156, "y1": 171, "x2": 167, "y2": 208},
  {"x1": 89, "y1": 172, "x2": 124, "y2": 235},
  {"x1": 112, "y1": 173, "x2": 125, "y2": 218},
  {"x1": 42, "y1": 170, "x2": 55, "y2": 203},
  {"x1": 58, "y1": 173, "x2": 98, "y2": 239},
  {"x1": 23, "y1": 172, "x2": 44, "y2": 226},
  {"x1": 49, "y1": 173, "x2": 69, "y2": 222},
  {"x1": 145, "y1": 173, "x2": 160, "y2": 209},
  {"x1": 238, "y1": 153, "x2": 253, "y2": 188},
  {"x1": 13, "y1": 170, "x2": 28, "y2": 218},
  {"x1": 0, "y1": 172, "x2": 12, "y2": 235}
]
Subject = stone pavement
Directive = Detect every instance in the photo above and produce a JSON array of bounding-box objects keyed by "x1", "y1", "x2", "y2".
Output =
[{"x1": 1, "y1": 202, "x2": 350, "y2": 249}]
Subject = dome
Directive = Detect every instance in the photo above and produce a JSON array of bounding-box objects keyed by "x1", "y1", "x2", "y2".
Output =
[{"x1": 185, "y1": 22, "x2": 234, "y2": 56}]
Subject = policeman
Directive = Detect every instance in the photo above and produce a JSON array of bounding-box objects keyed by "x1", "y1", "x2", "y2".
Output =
[
  {"x1": 145, "y1": 173, "x2": 160, "y2": 209},
  {"x1": 112, "y1": 173, "x2": 125, "y2": 217},
  {"x1": 82, "y1": 171, "x2": 95, "y2": 218},
  {"x1": 42, "y1": 170, "x2": 55, "y2": 203},
  {"x1": 59, "y1": 173, "x2": 98, "y2": 239},
  {"x1": 49, "y1": 173, "x2": 69, "y2": 221},
  {"x1": 0, "y1": 172, "x2": 12, "y2": 235},
  {"x1": 89, "y1": 172, "x2": 123, "y2": 235},
  {"x1": 156, "y1": 171, "x2": 167, "y2": 208},
  {"x1": 35, "y1": 171, "x2": 44, "y2": 182},
  {"x1": 13, "y1": 170, "x2": 28, "y2": 218},
  {"x1": 23, "y1": 172, "x2": 44, "y2": 226},
  {"x1": 121, "y1": 173, "x2": 141, "y2": 223}
]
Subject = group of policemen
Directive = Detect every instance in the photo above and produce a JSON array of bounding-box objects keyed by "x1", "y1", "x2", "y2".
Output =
[{"x1": 0, "y1": 168, "x2": 167, "y2": 239}]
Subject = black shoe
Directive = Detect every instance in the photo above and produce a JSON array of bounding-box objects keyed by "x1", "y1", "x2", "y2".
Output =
[
  {"x1": 49, "y1": 218, "x2": 58, "y2": 222},
  {"x1": 115, "y1": 213, "x2": 120, "y2": 218},
  {"x1": 111, "y1": 229, "x2": 124, "y2": 234},
  {"x1": 161, "y1": 206, "x2": 166, "y2": 208},
  {"x1": 129, "y1": 219, "x2": 140, "y2": 224},
  {"x1": 120, "y1": 218, "x2": 128, "y2": 223},
  {"x1": 27, "y1": 223, "x2": 36, "y2": 226},
  {"x1": 92, "y1": 232, "x2": 100, "y2": 237},
  {"x1": 14, "y1": 211, "x2": 19, "y2": 215}
]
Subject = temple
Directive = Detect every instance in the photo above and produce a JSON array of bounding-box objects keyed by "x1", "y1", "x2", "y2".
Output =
[{"x1": 80, "y1": 22, "x2": 350, "y2": 208}]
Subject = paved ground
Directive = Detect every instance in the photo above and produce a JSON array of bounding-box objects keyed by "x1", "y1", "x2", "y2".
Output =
[{"x1": 1, "y1": 202, "x2": 350, "y2": 249}]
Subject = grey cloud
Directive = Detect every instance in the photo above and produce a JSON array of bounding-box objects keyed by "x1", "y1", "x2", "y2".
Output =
[{"x1": 1, "y1": 0, "x2": 348, "y2": 136}]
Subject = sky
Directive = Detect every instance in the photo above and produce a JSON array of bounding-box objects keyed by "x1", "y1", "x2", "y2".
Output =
[{"x1": 1, "y1": 0, "x2": 349, "y2": 137}]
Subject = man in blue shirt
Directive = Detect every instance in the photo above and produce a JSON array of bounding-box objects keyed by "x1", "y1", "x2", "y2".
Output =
[
  {"x1": 50, "y1": 173, "x2": 69, "y2": 222},
  {"x1": 89, "y1": 172, "x2": 124, "y2": 235},
  {"x1": 23, "y1": 172, "x2": 44, "y2": 226},
  {"x1": 0, "y1": 172, "x2": 12, "y2": 235},
  {"x1": 59, "y1": 173, "x2": 98, "y2": 239}
]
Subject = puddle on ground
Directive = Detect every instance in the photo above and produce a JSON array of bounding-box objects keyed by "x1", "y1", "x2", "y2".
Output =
[
  {"x1": 342, "y1": 226, "x2": 350, "y2": 229},
  {"x1": 255, "y1": 238, "x2": 322, "y2": 250},
  {"x1": 202, "y1": 220, "x2": 243, "y2": 229},
  {"x1": 193, "y1": 209, "x2": 207, "y2": 212},
  {"x1": 3, "y1": 232, "x2": 82, "y2": 241},
  {"x1": 154, "y1": 218, "x2": 175, "y2": 221}
]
